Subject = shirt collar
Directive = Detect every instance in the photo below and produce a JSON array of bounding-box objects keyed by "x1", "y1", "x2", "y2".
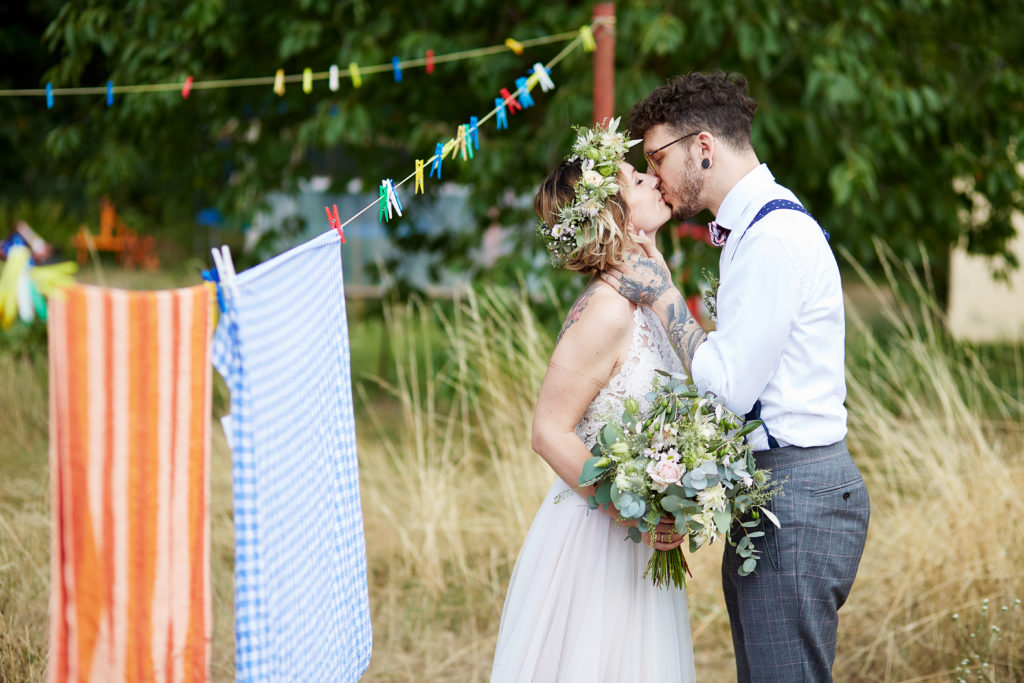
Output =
[{"x1": 713, "y1": 163, "x2": 775, "y2": 231}]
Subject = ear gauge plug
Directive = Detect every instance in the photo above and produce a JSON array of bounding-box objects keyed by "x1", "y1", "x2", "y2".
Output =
[{"x1": 702, "y1": 158, "x2": 711, "y2": 169}]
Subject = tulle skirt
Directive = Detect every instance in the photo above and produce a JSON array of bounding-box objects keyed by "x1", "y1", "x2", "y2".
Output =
[{"x1": 490, "y1": 479, "x2": 696, "y2": 682}]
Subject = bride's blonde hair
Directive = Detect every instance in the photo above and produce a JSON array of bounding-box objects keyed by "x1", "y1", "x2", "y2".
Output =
[{"x1": 534, "y1": 159, "x2": 633, "y2": 274}]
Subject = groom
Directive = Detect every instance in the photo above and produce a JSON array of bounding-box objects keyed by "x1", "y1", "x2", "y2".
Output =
[{"x1": 603, "y1": 72, "x2": 870, "y2": 682}]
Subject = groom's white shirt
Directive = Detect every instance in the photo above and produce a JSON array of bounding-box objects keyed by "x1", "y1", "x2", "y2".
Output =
[{"x1": 691, "y1": 164, "x2": 847, "y2": 450}]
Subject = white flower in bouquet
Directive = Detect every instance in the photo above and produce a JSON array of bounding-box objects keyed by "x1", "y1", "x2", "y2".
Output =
[
  {"x1": 697, "y1": 482, "x2": 728, "y2": 512},
  {"x1": 550, "y1": 223, "x2": 564, "y2": 238},
  {"x1": 692, "y1": 511, "x2": 718, "y2": 548},
  {"x1": 614, "y1": 458, "x2": 649, "y2": 495}
]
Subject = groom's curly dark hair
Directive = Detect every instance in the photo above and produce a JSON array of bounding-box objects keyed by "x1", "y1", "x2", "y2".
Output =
[{"x1": 629, "y1": 71, "x2": 757, "y2": 151}]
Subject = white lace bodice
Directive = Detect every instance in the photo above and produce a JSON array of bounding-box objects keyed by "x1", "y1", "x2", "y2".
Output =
[{"x1": 574, "y1": 306, "x2": 686, "y2": 449}]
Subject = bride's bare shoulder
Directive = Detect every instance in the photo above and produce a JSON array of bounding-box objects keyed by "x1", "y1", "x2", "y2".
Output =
[{"x1": 555, "y1": 278, "x2": 634, "y2": 346}]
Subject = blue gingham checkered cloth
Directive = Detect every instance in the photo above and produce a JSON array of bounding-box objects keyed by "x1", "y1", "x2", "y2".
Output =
[{"x1": 212, "y1": 230, "x2": 372, "y2": 682}]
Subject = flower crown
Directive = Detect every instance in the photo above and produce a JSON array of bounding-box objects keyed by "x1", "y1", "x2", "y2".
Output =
[{"x1": 537, "y1": 117, "x2": 641, "y2": 267}]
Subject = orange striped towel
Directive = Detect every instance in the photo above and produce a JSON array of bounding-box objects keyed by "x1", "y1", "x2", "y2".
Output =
[{"x1": 47, "y1": 284, "x2": 214, "y2": 683}]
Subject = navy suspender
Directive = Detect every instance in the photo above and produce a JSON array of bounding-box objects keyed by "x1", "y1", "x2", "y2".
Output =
[{"x1": 737, "y1": 199, "x2": 829, "y2": 450}]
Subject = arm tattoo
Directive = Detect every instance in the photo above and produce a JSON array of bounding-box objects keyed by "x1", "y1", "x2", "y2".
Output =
[
  {"x1": 557, "y1": 282, "x2": 599, "y2": 344},
  {"x1": 617, "y1": 259, "x2": 671, "y2": 306},
  {"x1": 665, "y1": 300, "x2": 708, "y2": 376}
]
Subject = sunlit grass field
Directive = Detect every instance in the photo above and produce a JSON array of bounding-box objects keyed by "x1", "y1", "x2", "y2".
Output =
[{"x1": 1, "y1": 251, "x2": 1022, "y2": 681}]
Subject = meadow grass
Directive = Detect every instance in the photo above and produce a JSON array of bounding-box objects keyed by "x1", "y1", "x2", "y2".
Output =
[{"x1": 0, "y1": 256, "x2": 1022, "y2": 681}]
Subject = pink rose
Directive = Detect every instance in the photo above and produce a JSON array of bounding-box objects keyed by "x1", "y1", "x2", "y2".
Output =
[{"x1": 647, "y1": 459, "x2": 683, "y2": 492}]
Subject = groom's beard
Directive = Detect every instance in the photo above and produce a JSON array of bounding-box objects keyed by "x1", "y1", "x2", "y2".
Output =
[{"x1": 666, "y1": 161, "x2": 705, "y2": 222}]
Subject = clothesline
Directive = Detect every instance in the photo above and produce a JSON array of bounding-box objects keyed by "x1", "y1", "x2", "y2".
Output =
[
  {"x1": 332, "y1": 25, "x2": 590, "y2": 235},
  {"x1": 0, "y1": 26, "x2": 596, "y2": 98}
]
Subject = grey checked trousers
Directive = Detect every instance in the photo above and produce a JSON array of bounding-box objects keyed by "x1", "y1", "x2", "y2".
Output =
[{"x1": 722, "y1": 439, "x2": 870, "y2": 682}]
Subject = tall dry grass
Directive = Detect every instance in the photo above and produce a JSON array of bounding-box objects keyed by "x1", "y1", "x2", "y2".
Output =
[
  {"x1": 356, "y1": 289, "x2": 555, "y2": 680},
  {"x1": 837, "y1": 245, "x2": 1024, "y2": 681},
  {"x1": 355, "y1": 259, "x2": 1023, "y2": 681},
  {"x1": 1, "y1": 254, "x2": 1022, "y2": 681}
]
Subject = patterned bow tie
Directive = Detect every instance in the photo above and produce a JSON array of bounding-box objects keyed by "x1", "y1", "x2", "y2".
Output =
[{"x1": 708, "y1": 220, "x2": 729, "y2": 247}]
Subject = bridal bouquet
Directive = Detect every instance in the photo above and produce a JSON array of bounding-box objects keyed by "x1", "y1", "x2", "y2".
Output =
[{"x1": 578, "y1": 371, "x2": 781, "y2": 589}]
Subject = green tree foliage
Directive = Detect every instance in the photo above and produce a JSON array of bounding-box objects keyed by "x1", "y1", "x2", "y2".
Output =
[{"x1": 5, "y1": 0, "x2": 1024, "y2": 288}]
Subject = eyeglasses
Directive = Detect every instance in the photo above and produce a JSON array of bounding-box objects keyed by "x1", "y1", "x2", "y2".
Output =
[{"x1": 644, "y1": 131, "x2": 700, "y2": 174}]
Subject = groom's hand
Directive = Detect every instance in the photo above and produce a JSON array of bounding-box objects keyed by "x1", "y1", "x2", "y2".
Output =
[{"x1": 600, "y1": 231, "x2": 675, "y2": 307}]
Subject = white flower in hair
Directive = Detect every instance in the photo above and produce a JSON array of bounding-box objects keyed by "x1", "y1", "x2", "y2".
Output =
[{"x1": 537, "y1": 117, "x2": 641, "y2": 267}]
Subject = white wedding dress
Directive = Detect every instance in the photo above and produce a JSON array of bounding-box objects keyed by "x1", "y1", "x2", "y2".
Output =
[{"x1": 490, "y1": 305, "x2": 697, "y2": 682}]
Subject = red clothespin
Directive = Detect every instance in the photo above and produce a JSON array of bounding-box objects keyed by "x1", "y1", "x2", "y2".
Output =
[
  {"x1": 182, "y1": 75, "x2": 194, "y2": 99},
  {"x1": 426, "y1": 49, "x2": 435, "y2": 74},
  {"x1": 325, "y1": 204, "x2": 346, "y2": 243},
  {"x1": 499, "y1": 87, "x2": 523, "y2": 114}
]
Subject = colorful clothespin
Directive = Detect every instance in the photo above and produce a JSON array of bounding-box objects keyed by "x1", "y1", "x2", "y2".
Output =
[
  {"x1": 106, "y1": 80, "x2": 114, "y2": 106},
  {"x1": 425, "y1": 49, "x2": 435, "y2": 74},
  {"x1": 273, "y1": 69, "x2": 285, "y2": 95},
  {"x1": 329, "y1": 65, "x2": 339, "y2": 92},
  {"x1": 469, "y1": 116, "x2": 479, "y2": 150},
  {"x1": 182, "y1": 75, "x2": 193, "y2": 99},
  {"x1": 378, "y1": 183, "x2": 388, "y2": 222},
  {"x1": 458, "y1": 125, "x2": 474, "y2": 160},
  {"x1": 392, "y1": 56, "x2": 403, "y2": 83},
  {"x1": 415, "y1": 160, "x2": 425, "y2": 194},
  {"x1": 349, "y1": 62, "x2": 362, "y2": 88},
  {"x1": 324, "y1": 204, "x2": 346, "y2": 243},
  {"x1": 532, "y1": 63, "x2": 556, "y2": 92},
  {"x1": 499, "y1": 87, "x2": 523, "y2": 114},
  {"x1": 303, "y1": 67, "x2": 313, "y2": 94},
  {"x1": 430, "y1": 142, "x2": 443, "y2": 178},
  {"x1": 579, "y1": 25, "x2": 596, "y2": 52},
  {"x1": 46, "y1": 83, "x2": 53, "y2": 109},
  {"x1": 515, "y1": 77, "x2": 535, "y2": 108},
  {"x1": 505, "y1": 37, "x2": 525, "y2": 55},
  {"x1": 495, "y1": 98, "x2": 508, "y2": 130},
  {"x1": 442, "y1": 138, "x2": 457, "y2": 160},
  {"x1": 384, "y1": 179, "x2": 403, "y2": 219},
  {"x1": 200, "y1": 267, "x2": 226, "y2": 313}
]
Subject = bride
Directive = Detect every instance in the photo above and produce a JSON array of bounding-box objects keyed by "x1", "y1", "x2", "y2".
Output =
[{"x1": 490, "y1": 120, "x2": 697, "y2": 682}]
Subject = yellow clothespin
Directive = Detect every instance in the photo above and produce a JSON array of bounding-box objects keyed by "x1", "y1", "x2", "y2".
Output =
[
  {"x1": 505, "y1": 37, "x2": 524, "y2": 55},
  {"x1": 454, "y1": 126, "x2": 466, "y2": 161},
  {"x1": 442, "y1": 138, "x2": 457, "y2": 160},
  {"x1": 302, "y1": 67, "x2": 313, "y2": 94},
  {"x1": 579, "y1": 25, "x2": 596, "y2": 52},
  {"x1": 273, "y1": 69, "x2": 285, "y2": 96},
  {"x1": 415, "y1": 160, "x2": 425, "y2": 194},
  {"x1": 349, "y1": 62, "x2": 362, "y2": 88}
]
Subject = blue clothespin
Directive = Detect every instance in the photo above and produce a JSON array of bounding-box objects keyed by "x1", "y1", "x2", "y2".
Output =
[
  {"x1": 515, "y1": 77, "x2": 535, "y2": 108},
  {"x1": 495, "y1": 98, "x2": 508, "y2": 130},
  {"x1": 106, "y1": 80, "x2": 113, "y2": 106},
  {"x1": 201, "y1": 268, "x2": 226, "y2": 313},
  {"x1": 46, "y1": 83, "x2": 53, "y2": 109},
  {"x1": 430, "y1": 142, "x2": 443, "y2": 179},
  {"x1": 469, "y1": 116, "x2": 480, "y2": 150},
  {"x1": 392, "y1": 56, "x2": 403, "y2": 83}
]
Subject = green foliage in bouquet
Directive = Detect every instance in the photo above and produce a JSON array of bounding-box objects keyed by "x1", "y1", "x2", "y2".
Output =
[{"x1": 578, "y1": 371, "x2": 782, "y2": 589}]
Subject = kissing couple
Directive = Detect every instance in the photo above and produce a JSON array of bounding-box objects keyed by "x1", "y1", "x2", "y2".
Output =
[{"x1": 490, "y1": 71, "x2": 870, "y2": 683}]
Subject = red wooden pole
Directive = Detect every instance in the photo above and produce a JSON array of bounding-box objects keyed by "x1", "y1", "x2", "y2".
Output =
[{"x1": 592, "y1": 3, "x2": 615, "y2": 125}]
